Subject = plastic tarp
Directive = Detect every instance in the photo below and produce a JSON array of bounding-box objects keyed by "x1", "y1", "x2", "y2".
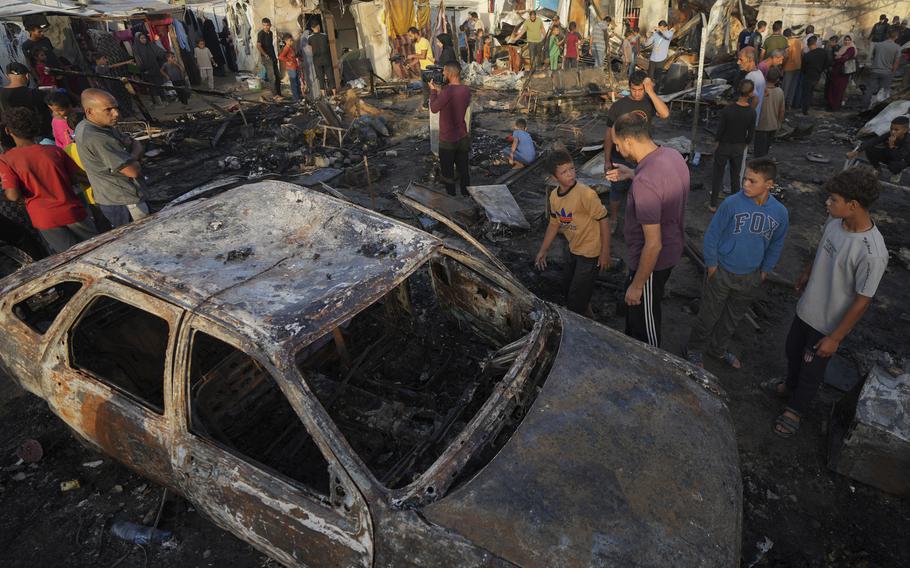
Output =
[
  {"x1": 0, "y1": 0, "x2": 177, "y2": 19},
  {"x1": 858, "y1": 101, "x2": 910, "y2": 138},
  {"x1": 385, "y1": 0, "x2": 416, "y2": 38},
  {"x1": 351, "y1": 0, "x2": 392, "y2": 81}
]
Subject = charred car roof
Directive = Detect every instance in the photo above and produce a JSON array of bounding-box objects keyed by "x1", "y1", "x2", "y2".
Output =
[{"x1": 71, "y1": 181, "x2": 442, "y2": 349}]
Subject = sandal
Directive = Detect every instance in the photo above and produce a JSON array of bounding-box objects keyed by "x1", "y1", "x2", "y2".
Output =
[
  {"x1": 773, "y1": 409, "x2": 802, "y2": 439},
  {"x1": 683, "y1": 348, "x2": 704, "y2": 369},
  {"x1": 760, "y1": 378, "x2": 790, "y2": 399},
  {"x1": 721, "y1": 351, "x2": 742, "y2": 369}
]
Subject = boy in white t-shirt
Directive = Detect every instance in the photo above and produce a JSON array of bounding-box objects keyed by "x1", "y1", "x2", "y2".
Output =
[{"x1": 763, "y1": 167, "x2": 889, "y2": 438}]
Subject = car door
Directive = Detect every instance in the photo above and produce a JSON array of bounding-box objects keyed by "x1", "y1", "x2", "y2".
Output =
[
  {"x1": 170, "y1": 315, "x2": 372, "y2": 568},
  {"x1": 43, "y1": 278, "x2": 182, "y2": 490}
]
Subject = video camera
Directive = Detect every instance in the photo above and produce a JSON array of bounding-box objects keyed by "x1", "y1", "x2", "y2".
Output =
[{"x1": 420, "y1": 65, "x2": 445, "y2": 86}]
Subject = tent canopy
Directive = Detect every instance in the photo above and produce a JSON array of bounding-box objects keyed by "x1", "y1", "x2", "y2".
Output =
[{"x1": 0, "y1": 0, "x2": 177, "y2": 19}]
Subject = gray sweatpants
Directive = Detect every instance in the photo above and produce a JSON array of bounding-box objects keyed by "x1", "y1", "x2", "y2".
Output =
[
  {"x1": 39, "y1": 216, "x2": 98, "y2": 254},
  {"x1": 863, "y1": 71, "x2": 893, "y2": 109},
  {"x1": 687, "y1": 266, "x2": 761, "y2": 357}
]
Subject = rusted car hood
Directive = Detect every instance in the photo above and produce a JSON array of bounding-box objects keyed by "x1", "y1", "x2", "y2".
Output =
[{"x1": 423, "y1": 309, "x2": 741, "y2": 567}]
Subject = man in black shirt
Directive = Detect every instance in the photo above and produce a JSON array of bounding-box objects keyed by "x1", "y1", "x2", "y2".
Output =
[
  {"x1": 0, "y1": 63, "x2": 52, "y2": 149},
  {"x1": 711, "y1": 80, "x2": 756, "y2": 211},
  {"x1": 602, "y1": 70, "x2": 670, "y2": 228},
  {"x1": 256, "y1": 18, "x2": 281, "y2": 95},
  {"x1": 800, "y1": 35, "x2": 829, "y2": 114},
  {"x1": 871, "y1": 14, "x2": 890, "y2": 43},
  {"x1": 21, "y1": 25, "x2": 59, "y2": 67},
  {"x1": 752, "y1": 21, "x2": 767, "y2": 59},
  {"x1": 309, "y1": 21, "x2": 336, "y2": 97}
]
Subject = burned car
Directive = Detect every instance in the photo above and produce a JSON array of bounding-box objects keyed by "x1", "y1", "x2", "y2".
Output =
[{"x1": 0, "y1": 181, "x2": 741, "y2": 567}]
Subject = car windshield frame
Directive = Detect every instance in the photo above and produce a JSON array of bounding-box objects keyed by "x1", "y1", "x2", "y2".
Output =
[{"x1": 283, "y1": 248, "x2": 552, "y2": 502}]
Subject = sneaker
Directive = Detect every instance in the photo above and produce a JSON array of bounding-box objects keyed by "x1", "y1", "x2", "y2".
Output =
[
  {"x1": 890, "y1": 172, "x2": 902, "y2": 184},
  {"x1": 722, "y1": 185, "x2": 732, "y2": 195}
]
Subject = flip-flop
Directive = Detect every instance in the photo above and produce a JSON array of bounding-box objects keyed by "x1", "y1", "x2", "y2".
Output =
[
  {"x1": 761, "y1": 378, "x2": 790, "y2": 399},
  {"x1": 683, "y1": 348, "x2": 704, "y2": 369},
  {"x1": 721, "y1": 351, "x2": 742, "y2": 369},
  {"x1": 806, "y1": 152, "x2": 831, "y2": 164},
  {"x1": 773, "y1": 409, "x2": 801, "y2": 439}
]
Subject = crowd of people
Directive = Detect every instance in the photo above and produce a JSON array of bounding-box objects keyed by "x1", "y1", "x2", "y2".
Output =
[
  {"x1": 0, "y1": 12, "x2": 900, "y2": 441},
  {"x1": 528, "y1": 14, "x2": 896, "y2": 438}
]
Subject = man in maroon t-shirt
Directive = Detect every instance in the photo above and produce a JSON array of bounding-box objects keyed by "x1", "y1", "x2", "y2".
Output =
[
  {"x1": 0, "y1": 107, "x2": 96, "y2": 254},
  {"x1": 607, "y1": 112, "x2": 689, "y2": 347},
  {"x1": 430, "y1": 62, "x2": 472, "y2": 196}
]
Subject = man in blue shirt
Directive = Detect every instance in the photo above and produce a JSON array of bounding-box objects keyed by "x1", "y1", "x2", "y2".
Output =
[
  {"x1": 685, "y1": 158, "x2": 789, "y2": 369},
  {"x1": 644, "y1": 20, "x2": 674, "y2": 91}
]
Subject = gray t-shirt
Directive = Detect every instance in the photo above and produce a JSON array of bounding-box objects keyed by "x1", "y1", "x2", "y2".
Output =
[
  {"x1": 869, "y1": 40, "x2": 901, "y2": 74},
  {"x1": 797, "y1": 218, "x2": 888, "y2": 335},
  {"x1": 74, "y1": 120, "x2": 143, "y2": 206}
]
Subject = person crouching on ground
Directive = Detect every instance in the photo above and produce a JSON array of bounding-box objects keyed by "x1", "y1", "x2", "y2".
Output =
[
  {"x1": 847, "y1": 115, "x2": 910, "y2": 183},
  {"x1": 685, "y1": 158, "x2": 788, "y2": 370},
  {"x1": 0, "y1": 107, "x2": 97, "y2": 254},
  {"x1": 505, "y1": 118, "x2": 536, "y2": 168},
  {"x1": 763, "y1": 167, "x2": 888, "y2": 438},
  {"x1": 710, "y1": 79, "x2": 755, "y2": 212},
  {"x1": 535, "y1": 150, "x2": 611, "y2": 316},
  {"x1": 429, "y1": 62, "x2": 471, "y2": 196}
]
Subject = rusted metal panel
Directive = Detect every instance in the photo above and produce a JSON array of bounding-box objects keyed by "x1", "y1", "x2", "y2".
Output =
[
  {"x1": 74, "y1": 182, "x2": 441, "y2": 357},
  {"x1": 466, "y1": 185, "x2": 530, "y2": 230},
  {"x1": 423, "y1": 308, "x2": 742, "y2": 568}
]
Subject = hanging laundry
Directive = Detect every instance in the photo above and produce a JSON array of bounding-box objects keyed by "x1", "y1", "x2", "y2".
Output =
[{"x1": 174, "y1": 20, "x2": 190, "y2": 51}]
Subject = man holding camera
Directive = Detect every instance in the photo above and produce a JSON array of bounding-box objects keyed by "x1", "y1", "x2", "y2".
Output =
[{"x1": 430, "y1": 63, "x2": 471, "y2": 196}]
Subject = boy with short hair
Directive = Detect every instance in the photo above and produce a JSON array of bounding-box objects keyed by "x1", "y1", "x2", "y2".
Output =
[
  {"x1": 686, "y1": 158, "x2": 788, "y2": 369},
  {"x1": 549, "y1": 25, "x2": 564, "y2": 81},
  {"x1": 0, "y1": 107, "x2": 97, "y2": 254},
  {"x1": 194, "y1": 38, "x2": 217, "y2": 90},
  {"x1": 764, "y1": 167, "x2": 888, "y2": 438},
  {"x1": 564, "y1": 22, "x2": 581, "y2": 68},
  {"x1": 535, "y1": 150, "x2": 611, "y2": 315},
  {"x1": 160, "y1": 52, "x2": 190, "y2": 105},
  {"x1": 505, "y1": 118, "x2": 536, "y2": 168},
  {"x1": 754, "y1": 67, "x2": 785, "y2": 157}
]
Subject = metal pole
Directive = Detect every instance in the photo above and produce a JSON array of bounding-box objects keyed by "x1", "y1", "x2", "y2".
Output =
[{"x1": 689, "y1": 13, "x2": 709, "y2": 163}]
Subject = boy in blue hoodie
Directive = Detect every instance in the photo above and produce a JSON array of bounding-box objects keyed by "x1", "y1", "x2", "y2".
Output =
[{"x1": 685, "y1": 158, "x2": 788, "y2": 368}]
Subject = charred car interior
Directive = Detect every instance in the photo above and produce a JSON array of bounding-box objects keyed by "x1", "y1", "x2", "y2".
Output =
[{"x1": 295, "y1": 254, "x2": 556, "y2": 491}]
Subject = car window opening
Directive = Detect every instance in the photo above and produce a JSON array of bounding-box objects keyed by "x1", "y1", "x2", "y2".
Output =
[
  {"x1": 13, "y1": 281, "x2": 83, "y2": 334},
  {"x1": 296, "y1": 257, "x2": 544, "y2": 490},
  {"x1": 189, "y1": 331, "x2": 331, "y2": 497},
  {"x1": 70, "y1": 296, "x2": 168, "y2": 413}
]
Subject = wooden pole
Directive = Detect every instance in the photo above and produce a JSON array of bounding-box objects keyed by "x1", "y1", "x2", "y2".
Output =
[
  {"x1": 689, "y1": 13, "x2": 709, "y2": 163},
  {"x1": 364, "y1": 155, "x2": 376, "y2": 210}
]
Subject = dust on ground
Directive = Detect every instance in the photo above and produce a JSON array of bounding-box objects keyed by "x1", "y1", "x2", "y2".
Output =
[{"x1": 1, "y1": 83, "x2": 908, "y2": 567}]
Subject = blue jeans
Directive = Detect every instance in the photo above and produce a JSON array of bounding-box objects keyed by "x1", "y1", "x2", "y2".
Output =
[{"x1": 287, "y1": 69, "x2": 302, "y2": 101}]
